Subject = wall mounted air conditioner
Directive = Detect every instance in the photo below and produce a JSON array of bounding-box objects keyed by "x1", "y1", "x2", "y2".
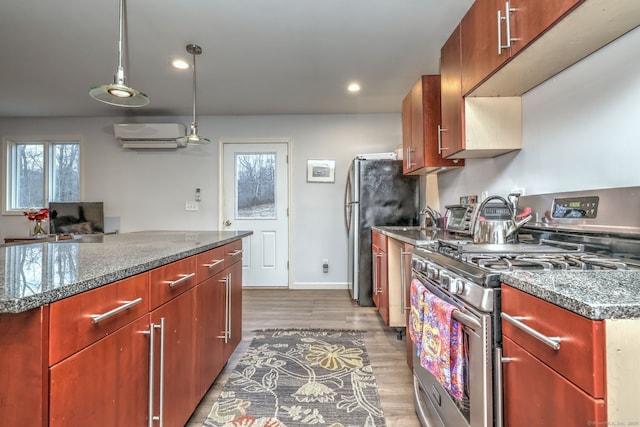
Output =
[{"x1": 114, "y1": 123, "x2": 187, "y2": 148}]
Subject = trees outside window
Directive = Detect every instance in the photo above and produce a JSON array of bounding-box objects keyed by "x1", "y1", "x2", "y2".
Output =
[{"x1": 5, "y1": 138, "x2": 80, "y2": 212}]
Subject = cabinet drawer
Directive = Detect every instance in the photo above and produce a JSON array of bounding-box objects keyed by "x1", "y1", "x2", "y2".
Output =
[
  {"x1": 196, "y1": 246, "x2": 226, "y2": 282},
  {"x1": 49, "y1": 274, "x2": 149, "y2": 365},
  {"x1": 502, "y1": 336, "x2": 606, "y2": 426},
  {"x1": 372, "y1": 231, "x2": 387, "y2": 251},
  {"x1": 224, "y1": 239, "x2": 243, "y2": 266},
  {"x1": 501, "y1": 285, "x2": 605, "y2": 397},
  {"x1": 149, "y1": 256, "x2": 197, "y2": 310}
]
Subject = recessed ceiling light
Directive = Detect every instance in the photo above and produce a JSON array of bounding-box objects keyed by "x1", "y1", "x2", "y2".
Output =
[
  {"x1": 347, "y1": 82, "x2": 361, "y2": 93},
  {"x1": 172, "y1": 59, "x2": 190, "y2": 70}
]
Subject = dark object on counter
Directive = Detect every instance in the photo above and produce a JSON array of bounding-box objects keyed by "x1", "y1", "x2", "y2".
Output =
[
  {"x1": 344, "y1": 158, "x2": 419, "y2": 306},
  {"x1": 49, "y1": 202, "x2": 104, "y2": 234}
]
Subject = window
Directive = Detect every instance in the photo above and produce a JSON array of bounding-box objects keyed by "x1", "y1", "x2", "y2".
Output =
[{"x1": 4, "y1": 137, "x2": 81, "y2": 213}]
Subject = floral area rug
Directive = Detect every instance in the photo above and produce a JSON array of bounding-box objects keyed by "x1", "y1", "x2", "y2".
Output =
[{"x1": 204, "y1": 329, "x2": 386, "y2": 427}]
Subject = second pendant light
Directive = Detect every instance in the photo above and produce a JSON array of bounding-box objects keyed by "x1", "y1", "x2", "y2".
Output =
[{"x1": 178, "y1": 44, "x2": 210, "y2": 145}]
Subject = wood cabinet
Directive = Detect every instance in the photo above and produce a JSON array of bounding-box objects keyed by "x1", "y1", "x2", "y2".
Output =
[
  {"x1": 464, "y1": 0, "x2": 638, "y2": 97},
  {"x1": 461, "y1": 0, "x2": 583, "y2": 95},
  {"x1": 48, "y1": 274, "x2": 150, "y2": 427},
  {"x1": 440, "y1": 25, "x2": 522, "y2": 159},
  {"x1": 371, "y1": 231, "x2": 389, "y2": 325},
  {"x1": 402, "y1": 243, "x2": 414, "y2": 369},
  {"x1": 501, "y1": 285, "x2": 606, "y2": 426},
  {"x1": 401, "y1": 75, "x2": 463, "y2": 174},
  {"x1": 49, "y1": 316, "x2": 150, "y2": 427},
  {"x1": 0, "y1": 307, "x2": 48, "y2": 427},
  {"x1": 195, "y1": 272, "x2": 226, "y2": 398},
  {"x1": 0, "y1": 238, "x2": 244, "y2": 427},
  {"x1": 150, "y1": 288, "x2": 198, "y2": 427},
  {"x1": 439, "y1": 26, "x2": 465, "y2": 159},
  {"x1": 224, "y1": 258, "x2": 243, "y2": 360}
]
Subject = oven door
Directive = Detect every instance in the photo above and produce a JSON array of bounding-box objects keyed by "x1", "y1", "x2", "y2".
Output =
[{"x1": 411, "y1": 270, "x2": 494, "y2": 427}]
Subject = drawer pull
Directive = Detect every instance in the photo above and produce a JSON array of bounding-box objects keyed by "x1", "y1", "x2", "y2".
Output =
[
  {"x1": 227, "y1": 249, "x2": 243, "y2": 257},
  {"x1": 205, "y1": 259, "x2": 224, "y2": 269},
  {"x1": 90, "y1": 297, "x2": 143, "y2": 324},
  {"x1": 167, "y1": 272, "x2": 196, "y2": 287},
  {"x1": 501, "y1": 312, "x2": 561, "y2": 350}
]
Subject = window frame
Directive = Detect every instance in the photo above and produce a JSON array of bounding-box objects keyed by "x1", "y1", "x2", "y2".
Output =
[{"x1": 2, "y1": 135, "x2": 84, "y2": 215}]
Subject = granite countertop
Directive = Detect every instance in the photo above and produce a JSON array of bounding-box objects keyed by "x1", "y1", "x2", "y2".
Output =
[
  {"x1": 372, "y1": 226, "x2": 443, "y2": 247},
  {"x1": 501, "y1": 270, "x2": 640, "y2": 320},
  {"x1": 0, "y1": 230, "x2": 252, "y2": 314}
]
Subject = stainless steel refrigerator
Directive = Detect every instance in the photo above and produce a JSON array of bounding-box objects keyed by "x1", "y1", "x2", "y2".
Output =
[{"x1": 344, "y1": 158, "x2": 420, "y2": 306}]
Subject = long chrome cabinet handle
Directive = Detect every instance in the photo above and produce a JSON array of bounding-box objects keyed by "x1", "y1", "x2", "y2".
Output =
[
  {"x1": 227, "y1": 272, "x2": 232, "y2": 340},
  {"x1": 437, "y1": 125, "x2": 447, "y2": 154},
  {"x1": 144, "y1": 319, "x2": 165, "y2": 427},
  {"x1": 400, "y1": 250, "x2": 411, "y2": 314},
  {"x1": 217, "y1": 275, "x2": 230, "y2": 342},
  {"x1": 227, "y1": 249, "x2": 243, "y2": 257},
  {"x1": 90, "y1": 297, "x2": 143, "y2": 324},
  {"x1": 495, "y1": 348, "x2": 505, "y2": 427},
  {"x1": 498, "y1": 2, "x2": 515, "y2": 54},
  {"x1": 205, "y1": 259, "x2": 224, "y2": 269},
  {"x1": 501, "y1": 312, "x2": 561, "y2": 350},
  {"x1": 406, "y1": 147, "x2": 415, "y2": 169},
  {"x1": 167, "y1": 272, "x2": 196, "y2": 288}
]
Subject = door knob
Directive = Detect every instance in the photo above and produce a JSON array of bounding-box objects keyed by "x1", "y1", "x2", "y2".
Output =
[{"x1": 225, "y1": 220, "x2": 232, "y2": 226}]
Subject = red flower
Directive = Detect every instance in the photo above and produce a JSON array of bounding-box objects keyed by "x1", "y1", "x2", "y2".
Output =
[{"x1": 23, "y1": 208, "x2": 49, "y2": 221}]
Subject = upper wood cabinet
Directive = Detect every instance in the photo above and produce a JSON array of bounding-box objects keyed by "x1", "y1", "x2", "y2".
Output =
[
  {"x1": 402, "y1": 75, "x2": 463, "y2": 174},
  {"x1": 467, "y1": 0, "x2": 640, "y2": 97},
  {"x1": 440, "y1": 26, "x2": 465, "y2": 158},
  {"x1": 461, "y1": 0, "x2": 583, "y2": 95},
  {"x1": 440, "y1": 25, "x2": 522, "y2": 159}
]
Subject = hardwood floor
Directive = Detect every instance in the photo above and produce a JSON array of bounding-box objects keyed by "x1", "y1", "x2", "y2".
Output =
[{"x1": 186, "y1": 289, "x2": 421, "y2": 427}]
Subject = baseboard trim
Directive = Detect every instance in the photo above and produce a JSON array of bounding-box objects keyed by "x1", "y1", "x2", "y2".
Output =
[{"x1": 290, "y1": 282, "x2": 349, "y2": 290}]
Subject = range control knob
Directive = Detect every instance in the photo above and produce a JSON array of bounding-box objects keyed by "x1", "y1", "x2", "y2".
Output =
[{"x1": 449, "y1": 279, "x2": 465, "y2": 295}]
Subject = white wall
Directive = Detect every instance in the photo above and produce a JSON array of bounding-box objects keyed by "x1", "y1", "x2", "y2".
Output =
[
  {"x1": 0, "y1": 113, "x2": 401, "y2": 287},
  {"x1": 438, "y1": 26, "x2": 640, "y2": 207}
]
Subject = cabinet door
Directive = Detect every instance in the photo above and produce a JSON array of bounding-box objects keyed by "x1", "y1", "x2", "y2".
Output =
[
  {"x1": 225, "y1": 260, "x2": 243, "y2": 359},
  {"x1": 404, "y1": 79, "x2": 426, "y2": 173},
  {"x1": 461, "y1": 0, "x2": 509, "y2": 95},
  {"x1": 509, "y1": 0, "x2": 583, "y2": 56},
  {"x1": 150, "y1": 289, "x2": 198, "y2": 427},
  {"x1": 403, "y1": 243, "x2": 414, "y2": 369},
  {"x1": 195, "y1": 273, "x2": 226, "y2": 398},
  {"x1": 502, "y1": 336, "x2": 606, "y2": 427},
  {"x1": 0, "y1": 308, "x2": 48, "y2": 427},
  {"x1": 49, "y1": 315, "x2": 149, "y2": 427},
  {"x1": 440, "y1": 25, "x2": 465, "y2": 157}
]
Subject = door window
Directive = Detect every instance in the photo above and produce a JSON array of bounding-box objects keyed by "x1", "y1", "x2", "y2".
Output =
[{"x1": 235, "y1": 153, "x2": 276, "y2": 220}]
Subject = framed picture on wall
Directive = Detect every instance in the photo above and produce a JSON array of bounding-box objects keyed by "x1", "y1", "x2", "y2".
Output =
[{"x1": 307, "y1": 160, "x2": 335, "y2": 183}]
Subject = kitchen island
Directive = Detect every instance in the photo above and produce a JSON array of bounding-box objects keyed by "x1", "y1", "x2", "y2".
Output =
[{"x1": 0, "y1": 230, "x2": 251, "y2": 427}]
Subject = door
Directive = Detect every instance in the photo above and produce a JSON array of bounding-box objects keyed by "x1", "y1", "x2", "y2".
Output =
[{"x1": 222, "y1": 141, "x2": 289, "y2": 287}]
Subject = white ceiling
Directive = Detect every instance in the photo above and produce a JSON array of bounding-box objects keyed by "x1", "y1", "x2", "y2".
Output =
[{"x1": 0, "y1": 0, "x2": 473, "y2": 118}]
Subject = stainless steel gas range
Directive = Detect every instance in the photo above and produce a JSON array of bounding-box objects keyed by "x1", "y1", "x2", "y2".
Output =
[{"x1": 410, "y1": 187, "x2": 640, "y2": 427}]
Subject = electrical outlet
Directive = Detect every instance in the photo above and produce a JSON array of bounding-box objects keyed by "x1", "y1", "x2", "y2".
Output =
[
  {"x1": 185, "y1": 201, "x2": 198, "y2": 211},
  {"x1": 322, "y1": 259, "x2": 329, "y2": 273}
]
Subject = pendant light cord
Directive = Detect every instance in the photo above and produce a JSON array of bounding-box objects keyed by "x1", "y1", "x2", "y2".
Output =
[{"x1": 117, "y1": 0, "x2": 125, "y2": 75}]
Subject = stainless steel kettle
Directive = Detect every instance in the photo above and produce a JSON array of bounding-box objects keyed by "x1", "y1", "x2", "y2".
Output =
[{"x1": 472, "y1": 195, "x2": 532, "y2": 244}]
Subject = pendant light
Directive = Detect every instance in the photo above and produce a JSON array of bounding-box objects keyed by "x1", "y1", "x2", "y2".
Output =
[
  {"x1": 177, "y1": 44, "x2": 210, "y2": 145},
  {"x1": 89, "y1": 0, "x2": 149, "y2": 107}
]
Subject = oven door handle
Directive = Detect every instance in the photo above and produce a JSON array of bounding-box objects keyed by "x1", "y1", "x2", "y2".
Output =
[
  {"x1": 501, "y1": 312, "x2": 561, "y2": 350},
  {"x1": 453, "y1": 309, "x2": 482, "y2": 330}
]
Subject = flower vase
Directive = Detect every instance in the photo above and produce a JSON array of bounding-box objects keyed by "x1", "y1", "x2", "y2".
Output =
[{"x1": 31, "y1": 219, "x2": 47, "y2": 237}]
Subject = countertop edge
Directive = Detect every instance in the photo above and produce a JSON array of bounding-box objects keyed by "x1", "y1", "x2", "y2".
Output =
[
  {"x1": 500, "y1": 270, "x2": 640, "y2": 320},
  {"x1": 1, "y1": 231, "x2": 252, "y2": 314}
]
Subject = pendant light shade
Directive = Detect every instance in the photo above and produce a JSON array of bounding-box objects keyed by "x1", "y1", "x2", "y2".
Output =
[
  {"x1": 177, "y1": 44, "x2": 210, "y2": 145},
  {"x1": 89, "y1": 0, "x2": 149, "y2": 107}
]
